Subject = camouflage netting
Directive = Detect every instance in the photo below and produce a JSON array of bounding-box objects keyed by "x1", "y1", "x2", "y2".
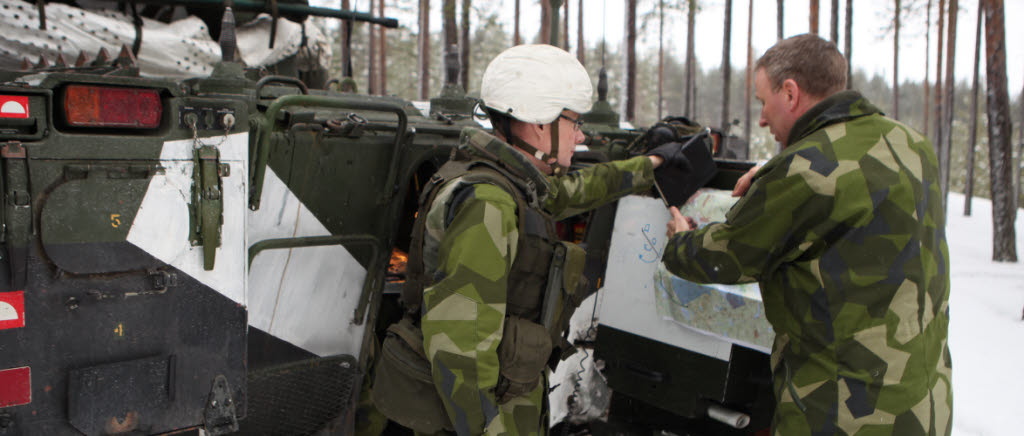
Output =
[{"x1": 0, "y1": 0, "x2": 330, "y2": 78}]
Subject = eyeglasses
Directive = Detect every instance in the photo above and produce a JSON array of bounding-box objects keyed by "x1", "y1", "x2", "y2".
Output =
[{"x1": 559, "y1": 113, "x2": 584, "y2": 131}]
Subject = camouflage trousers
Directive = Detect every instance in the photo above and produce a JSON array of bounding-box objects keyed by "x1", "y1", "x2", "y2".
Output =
[
  {"x1": 356, "y1": 363, "x2": 550, "y2": 436},
  {"x1": 424, "y1": 373, "x2": 549, "y2": 436}
]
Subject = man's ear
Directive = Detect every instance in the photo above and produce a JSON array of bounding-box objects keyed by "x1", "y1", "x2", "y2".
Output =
[{"x1": 781, "y1": 78, "x2": 800, "y2": 111}]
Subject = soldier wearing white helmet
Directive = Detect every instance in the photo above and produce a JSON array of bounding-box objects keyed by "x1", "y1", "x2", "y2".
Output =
[
  {"x1": 370, "y1": 45, "x2": 673, "y2": 435},
  {"x1": 479, "y1": 44, "x2": 595, "y2": 176}
]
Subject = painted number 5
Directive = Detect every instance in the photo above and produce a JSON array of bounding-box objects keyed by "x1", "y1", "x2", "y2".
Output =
[{"x1": 110, "y1": 213, "x2": 121, "y2": 228}]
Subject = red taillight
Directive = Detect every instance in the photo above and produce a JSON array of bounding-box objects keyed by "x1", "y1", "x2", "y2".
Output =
[
  {"x1": 64, "y1": 85, "x2": 161, "y2": 129},
  {"x1": 0, "y1": 366, "x2": 31, "y2": 407}
]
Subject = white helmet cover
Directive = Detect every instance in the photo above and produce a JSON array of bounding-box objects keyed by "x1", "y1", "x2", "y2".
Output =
[{"x1": 481, "y1": 44, "x2": 593, "y2": 124}]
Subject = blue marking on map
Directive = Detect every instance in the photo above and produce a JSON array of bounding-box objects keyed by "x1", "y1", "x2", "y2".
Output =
[
  {"x1": 725, "y1": 292, "x2": 746, "y2": 309},
  {"x1": 669, "y1": 277, "x2": 712, "y2": 305}
]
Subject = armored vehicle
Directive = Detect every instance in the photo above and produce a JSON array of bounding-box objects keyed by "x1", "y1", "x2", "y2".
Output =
[{"x1": 0, "y1": 1, "x2": 771, "y2": 435}]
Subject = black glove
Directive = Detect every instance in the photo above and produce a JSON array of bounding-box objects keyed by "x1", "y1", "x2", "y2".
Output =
[
  {"x1": 646, "y1": 132, "x2": 718, "y2": 207},
  {"x1": 646, "y1": 141, "x2": 691, "y2": 173}
]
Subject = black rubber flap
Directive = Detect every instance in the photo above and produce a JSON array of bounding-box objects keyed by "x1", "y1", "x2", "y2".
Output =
[
  {"x1": 67, "y1": 355, "x2": 173, "y2": 436},
  {"x1": 239, "y1": 354, "x2": 361, "y2": 436}
]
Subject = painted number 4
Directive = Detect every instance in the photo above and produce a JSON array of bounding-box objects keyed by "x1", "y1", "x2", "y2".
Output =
[{"x1": 110, "y1": 213, "x2": 121, "y2": 228}]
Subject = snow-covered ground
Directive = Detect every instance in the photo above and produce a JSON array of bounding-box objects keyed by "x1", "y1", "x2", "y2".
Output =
[{"x1": 946, "y1": 192, "x2": 1024, "y2": 436}]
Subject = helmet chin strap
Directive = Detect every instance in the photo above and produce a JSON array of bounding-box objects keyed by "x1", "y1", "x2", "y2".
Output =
[{"x1": 508, "y1": 120, "x2": 567, "y2": 176}]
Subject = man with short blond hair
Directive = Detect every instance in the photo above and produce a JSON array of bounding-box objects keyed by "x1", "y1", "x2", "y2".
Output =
[{"x1": 663, "y1": 34, "x2": 953, "y2": 435}]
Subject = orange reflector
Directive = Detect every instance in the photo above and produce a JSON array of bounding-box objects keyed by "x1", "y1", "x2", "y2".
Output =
[{"x1": 64, "y1": 85, "x2": 161, "y2": 129}]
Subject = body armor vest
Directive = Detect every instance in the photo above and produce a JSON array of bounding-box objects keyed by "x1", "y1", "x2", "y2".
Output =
[
  {"x1": 372, "y1": 134, "x2": 589, "y2": 432},
  {"x1": 402, "y1": 152, "x2": 587, "y2": 364}
]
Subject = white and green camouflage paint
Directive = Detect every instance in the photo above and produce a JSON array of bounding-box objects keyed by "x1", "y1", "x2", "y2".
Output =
[
  {"x1": 419, "y1": 128, "x2": 654, "y2": 435},
  {"x1": 663, "y1": 91, "x2": 953, "y2": 436}
]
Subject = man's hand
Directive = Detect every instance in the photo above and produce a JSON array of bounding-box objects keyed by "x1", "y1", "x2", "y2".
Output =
[
  {"x1": 648, "y1": 155, "x2": 664, "y2": 168},
  {"x1": 666, "y1": 206, "x2": 696, "y2": 237},
  {"x1": 732, "y1": 164, "x2": 762, "y2": 197}
]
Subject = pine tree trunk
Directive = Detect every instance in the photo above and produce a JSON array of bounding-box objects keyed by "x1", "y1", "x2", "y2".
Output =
[
  {"x1": 341, "y1": 0, "x2": 352, "y2": 78},
  {"x1": 924, "y1": 0, "x2": 932, "y2": 135},
  {"x1": 563, "y1": 0, "x2": 569, "y2": 49},
  {"x1": 417, "y1": 0, "x2": 430, "y2": 100},
  {"x1": 540, "y1": 0, "x2": 551, "y2": 45},
  {"x1": 981, "y1": 0, "x2": 1018, "y2": 262},
  {"x1": 549, "y1": 0, "x2": 563, "y2": 47},
  {"x1": 379, "y1": 0, "x2": 387, "y2": 95},
  {"x1": 1018, "y1": 71, "x2": 1024, "y2": 211},
  {"x1": 893, "y1": 0, "x2": 900, "y2": 120},
  {"x1": 830, "y1": 0, "x2": 839, "y2": 42},
  {"x1": 933, "y1": 0, "x2": 945, "y2": 152},
  {"x1": 1017, "y1": 67, "x2": 1023, "y2": 211},
  {"x1": 443, "y1": 0, "x2": 457, "y2": 50},
  {"x1": 721, "y1": 0, "x2": 733, "y2": 133},
  {"x1": 577, "y1": 0, "x2": 584, "y2": 65},
  {"x1": 810, "y1": 0, "x2": 819, "y2": 34},
  {"x1": 460, "y1": 0, "x2": 470, "y2": 92},
  {"x1": 514, "y1": 0, "x2": 521, "y2": 45},
  {"x1": 965, "y1": 4, "x2": 982, "y2": 216},
  {"x1": 744, "y1": 0, "x2": 754, "y2": 149},
  {"x1": 777, "y1": 0, "x2": 784, "y2": 40},
  {"x1": 940, "y1": 0, "x2": 958, "y2": 208},
  {"x1": 368, "y1": 0, "x2": 377, "y2": 95},
  {"x1": 686, "y1": 0, "x2": 697, "y2": 117},
  {"x1": 658, "y1": 0, "x2": 664, "y2": 120},
  {"x1": 442, "y1": 0, "x2": 457, "y2": 87},
  {"x1": 844, "y1": 0, "x2": 852, "y2": 88},
  {"x1": 624, "y1": 0, "x2": 637, "y2": 122}
]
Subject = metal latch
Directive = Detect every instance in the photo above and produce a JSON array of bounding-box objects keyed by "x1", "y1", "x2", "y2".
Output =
[
  {"x1": 190, "y1": 145, "x2": 227, "y2": 271},
  {"x1": 203, "y1": 375, "x2": 238, "y2": 435}
]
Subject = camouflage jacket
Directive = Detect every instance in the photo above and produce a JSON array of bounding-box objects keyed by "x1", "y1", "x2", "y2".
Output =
[
  {"x1": 662, "y1": 91, "x2": 952, "y2": 436},
  {"x1": 420, "y1": 128, "x2": 654, "y2": 435}
]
